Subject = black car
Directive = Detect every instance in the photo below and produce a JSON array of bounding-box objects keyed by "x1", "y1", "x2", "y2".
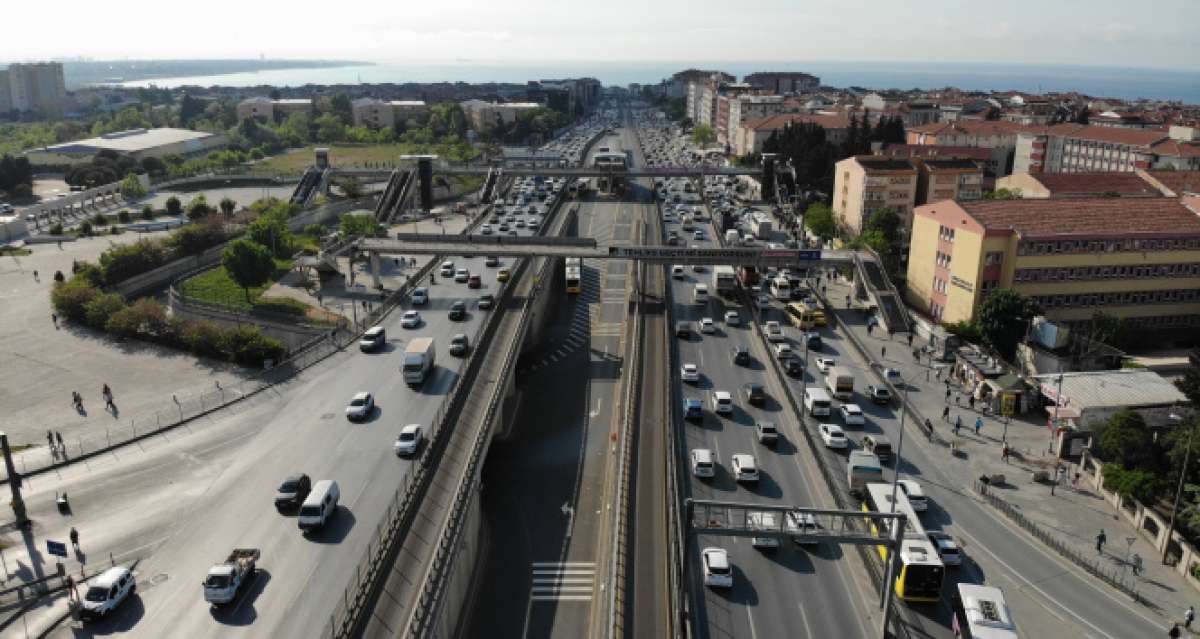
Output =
[
  {"x1": 274, "y1": 473, "x2": 311, "y2": 511},
  {"x1": 675, "y1": 322, "x2": 691, "y2": 339},
  {"x1": 731, "y1": 345, "x2": 751, "y2": 366},
  {"x1": 478, "y1": 294, "x2": 495, "y2": 310},
  {"x1": 784, "y1": 358, "x2": 804, "y2": 377},
  {"x1": 449, "y1": 333, "x2": 470, "y2": 356},
  {"x1": 449, "y1": 300, "x2": 467, "y2": 321},
  {"x1": 742, "y1": 382, "x2": 766, "y2": 405}
]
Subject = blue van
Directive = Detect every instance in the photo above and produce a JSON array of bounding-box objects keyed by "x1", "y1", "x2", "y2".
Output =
[{"x1": 683, "y1": 398, "x2": 704, "y2": 421}]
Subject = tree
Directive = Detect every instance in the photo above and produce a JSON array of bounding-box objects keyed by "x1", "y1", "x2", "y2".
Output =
[
  {"x1": 247, "y1": 210, "x2": 293, "y2": 257},
  {"x1": 803, "y1": 202, "x2": 836, "y2": 240},
  {"x1": 179, "y1": 93, "x2": 205, "y2": 126},
  {"x1": 222, "y1": 239, "x2": 275, "y2": 302},
  {"x1": 1097, "y1": 409, "x2": 1156, "y2": 470},
  {"x1": 219, "y1": 197, "x2": 237, "y2": 217},
  {"x1": 340, "y1": 212, "x2": 382, "y2": 238},
  {"x1": 976, "y1": 288, "x2": 1039, "y2": 361},
  {"x1": 692, "y1": 124, "x2": 716, "y2": 147},
  {"x1": 1075, "y1": 107, "x2": 1091, "y2": 125},
  {"x1": 119, "y1": 173, "x2": 146, "y2": 198},
  {"x1": 186, "y1": 195, "x2": 211, "y2": 220},
  {"x1": 330, "y1": 92, "x2": 353, "y2": 126},
  {"x1": 166, "y1": 196, "x2": 182, "y2": 215},
  {"x1": 335, "y1": 177, "x2": 363, "y2": 199},
  {"x1": 984, "y1": 188, "x2": 1023, "y2": 200},
  {"x1": 1177, "y1": 360, "x2": 1200, "y2": 408}
]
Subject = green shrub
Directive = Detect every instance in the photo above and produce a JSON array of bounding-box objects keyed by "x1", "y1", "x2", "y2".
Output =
[
  {"x1": 92, "y1": 213, "x2": 108, "y2": 226},
  {"x1": 141, "y1": 205, "x2": 155, "y2": 221},
  {"x1": 98, "y1": 239, "x2": 168, "y2": 284},
  {"x1": 51, "y1": 278, "x2": 100, "y2": 322},
  {"x1": 49, "y1": 222, "x2": 63, "y2": 235},
  {"x1": 168, "y1": 221, "x2": 228, "y2": 256},
  {"x1": 105, "y1": 297, "x2": 169, "y2": 337},
  {"x1": 117, "y1": 210, "x2": 132, "y2": 223},
  {"x1": 219, "y1": 325, "x2": 286, "y2": 367},
  {"x1": 78, "y1": 220, "x2": 93, "y2": 236},
  {"x1": 303, "y1": 223, "x2": 325, "y2": 237},
  {"x1": 186, "y1": 195, "x2": 211, "y2": 220},
  {"x1": 249, "y1": 148, "x2": 265, "y2": 160},
  {"x1": 181, "y1": 320, "x2": 225, "y2": 359},
  {"x1": 82, "y1": 291, "x2": 127, "y2": 330},
  {"x1": 166, "y1": 196, "x2": 182, "y2": 215},
  {"x1": 110, "y1": 226, "x2": 121, "y2": 235}
]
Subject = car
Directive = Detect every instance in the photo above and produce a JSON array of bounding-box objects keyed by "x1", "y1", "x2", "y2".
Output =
[
  {"x1": 699, "y1": 317, "x2": 715, "y2": 333},
  {"x1": 453, "y1": 268, "x2": 470, "y2": 283},
  {"x1": 497, "y1": 268, "x2": 511, "y2": 282},
  {"x1": 485, "y1": 256, "x2": 500, "y2": 267},
  {"x1": 439, "y1": 260, "x2": 455, "y2": 276},
  {"x1": 731, "y1": 345, "x2": 751, "y2": 366},
  {"x1": 449, "y1": 300, "x2": 467, "y2": 321},
  {"x1": 747, "y1": 511, "x2": 781, "y2": 549},
  {"x1": 692, "y1": 229, "x2": 704, "y2": 240},
  {"x1": 804, "y1": 331, "x2": 823, "y2": 350},
  {"x1": 672, "y1": 265, "x2": 685, "y2": 279},
  {"x1": 359, "y1": 326, "x2": 386, "y2": 352},
  {"x1": 731, "y1": 453, "x2": 759, "y2": 483},
  {"x1": 701, "y1": 547, "x2": 733, "y2": 588},
  {"x1": 80, "y1": 566, "x2": 136, "y2": 620},
  {"x1": 784, "y1": 358, "x2": 804, "y2": 377},
  {"x1": 346, "y1": 391, "x2": 374, "y2": 421},
  {"x1": 683, "y1": 397, "x2": 703, "y2": 421},
  {"x1": 515, "y1": 219, "x2": 526, "y2": 228},
  {"x1": 757, "y1": 294, "x2": 772, "y2": 309},
  {"x1": 528, "y1": 218, "x2": 540, "y2": 229},
  {"x1": 675, "y1": 322, "x2": 692, "y2": 339},
  {"x1": 839, "y1": 403, "x2": 865, "y2": 426},
  {"x1": 478, "y1": 294, "x2": 495, "y2": 309},
  {"x1": 883, "y1": 367, "x2": 903, "y2": 384},
  {"x1": 867, "y1": 384, "x2": 892, "y2": 405},
  {"x1": 394, "y1": 424, "x2": 423, "y2": 456},
  {"x1": 815, "y1": 357, "x2": 836, "y2": 373},
  {"x1": 724, "y1": 310, "x2": 740, "y2": 326},
  {"x1": 498, "y1": 223, "x2": 510, "y2": 232},
  {"x1": 692, "y1": 263, "x2": 705, "y2": 273},
  {"x1": 690, "y1": 448, "x2": 716, "y2": 478},
  {"x1": 785, "y1": 511, "x2": 821, "y2": 546},
  {"x1": 774, "y1": 343, "x2": 793, "y2": 359},
  {"x1": 401, "y1": 310, "x2": 421, "y2": 328},
  {"x1": 411, "y1": 287, "x2": 429, "y2": 305},
  {"x1": 465, "y1": 273, "x2": 481, "y2": 288},
  {"x1": 681, "y1": 363, "x2": 700, "y2": 383},
  {"x1": 819, "y1": 423, "x2": 848, "y2": 448},
  {"x1": 926, "y1": 531, "x2": 962, "y2": 566},
  {"x1": 742, "y1": 383, "x2": 766, "y2": 405},
  {"x1": 711, "y1": 391, "x2": 733, "y2": 415},
  {"x1": 480, "y1": 224, "x2": 493, "y2": 235},
  {"x1": 449, "y1": 333, "x2": 470, "y2": 356},
  {"x1": 274, "y1": 473, "x2": 312, "y2": 511},
  {"x1": 507, "y1": 229, "x2": 518, "y2": 237},
  {"x1": 755, "y1": 421, "x2": 779, "y2": 446}
]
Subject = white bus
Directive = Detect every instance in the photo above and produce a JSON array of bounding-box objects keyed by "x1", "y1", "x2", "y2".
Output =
[{"x1": 953, "y1": 584, "x2": 1019, "y2": 638}]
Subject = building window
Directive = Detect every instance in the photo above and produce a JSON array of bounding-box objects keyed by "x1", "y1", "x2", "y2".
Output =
[{"x1": 984, "y1": 251, "x2": 1003, "y2": 266}]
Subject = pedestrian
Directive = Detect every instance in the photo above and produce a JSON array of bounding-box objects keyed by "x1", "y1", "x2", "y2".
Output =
[
  {"x1": 968, "y1": 395, "x2": 976, "y2": 410},
  {"x1": 1001, "y1": 444, "x2": 1010, "y2": 463},
  {"x1": 881, "y1": 346, "x2": 887, "y2": 359},
  {"x1": 924, "y1": 418, "x2": 933, "y2": 440},
  {"x1": 33, "y1": 270, "x2": 39, "y2": 281},
  {"x1": 1096, "y1": 529, "x2": 1107, "y2": 554},
  {"x1": 945, "y1": 387, "x2": 952, "y2": 401},
  {"x1": 1073, "y1": 472, "x2": 1080, "y2": 488},
  {"x1": 70, "y1": 526, "x2": 79, "y2": 550},
  {"x1": 1132, "y1": 553, "x2": 1143, "y2": 576},
  {"x1": 1185, "y1": 605, "x2": 1195, "y2": 629},
  {"x1": 907, "y1": 333, "x2": 914, "y2": 347},
  {"x1": 942, "y1": 405, "x2": 950, "y2": 422},
  {"x1": 1171, "y1": 622, "x2": 1182, "y2": 638},
  {"x1": 821, "y1": 284, "x2": 827, "y2": 296},
  {"x1": 47, "y1": 430, "x2": 54, "y2": 449},
  {"x1": 845, "y1": 294, "x2": 850, "y2": 307},
  {"x1": 51, "y1": 313, "x2": 58, "y2": 329},
  {"x1": 954, "y1": 415, "x2": 962, "y2": 435},
  {"x1": 56, "y1": 431, "x2": 63, "y2": 449},
  {"x1": 975, "y1": 416, "x2": 983, "y2": 435}
]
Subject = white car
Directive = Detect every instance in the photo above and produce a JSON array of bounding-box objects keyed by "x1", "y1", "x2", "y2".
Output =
[
  {"x1": 927, "y1": 531, "x2": 962, "y2": 566},
  {"x1": 480, "y1": 224, "x2": 493, "y2": 235},
  {"x1": 401, "y1": 310, "x2": 421, "y2": 328},
  {"x1": 815, "y1": 357, "x2": 836, "y2": 373},
  {"x1": 819, "y1": 423, "x2": 848, "y2": 448},
  {"x1": 774, "y1": 343, "x2": 793, "y2": 359},
  {"x1": 731, "y1": 453, "x2": 759, "y2": 483},
  {"x1": 411, "y1": 287, "x2": 428, "y2": 305},
  {"x1": 711, "y1": 390, "x2": 733, "y2": 415},
  {"x1": 693, "y1": 229, "x2": 704, "y2": 240},
  {"x1": 840, "y1": 403, "x2": 866, "y2": 426},
  {"x1": 785, "y1": 512, "x2": 821, "y2": 546},
  {"x1": 724, "y1": 310, "x2": 740, "y2": 326},
  {"x1": 439, "y1": 260, "x2": 455, "y2": 276},
  {"x1": 454, "y1": 268, "x2": 470, "y2": 283},
  {"x1": 701, "y1": 547, "x2": 733, "y2": 588},
  {"x1": 672, "y1": 265, "x2": 685, "y2": 279},
  {"x1": 394, "y1": 424, "x2": 423, "y2": 456},
  {"x1": 747, "y1": 512, "x2": 781, "y2": 549},
  {"x1": 681, "y1": 363, "x2": 700, "y2": 383},
  {"x1": 346, "y1": 391, "x2": 374, "y2": 421},
  {"x1": 763, "y1": 321, "x2": 784, "y2": 342},
  {"x1": 699, "y1": 317, "x2": 715, "y2": 333}
]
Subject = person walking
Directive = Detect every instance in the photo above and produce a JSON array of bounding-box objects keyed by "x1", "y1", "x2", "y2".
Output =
[
  {"x1": 907, "y1": 333, "x2": 914, "y2": 348},
  {"x1": 968, "y1": 395, "x2": 976, "y2": 410},
  {"x1": 1001, "y1": 444, "x2": 1010, "y2": 463},
  {"x1": 51, "y1": 313, "x2": 58, "y2": 329},
  {"x1": 102, "y1": 384, "x2": 114, "y2": 411},
  {"x1": 942, "y1": 405, "x2": 950, "y2": 422},
  {"x1": 924, "y1": 418, "x2": 933, "y2": 440},
  {"x1": 1132, "y1": 553, "x2": 1143, "y2": 576},
  {"x1": 945, "y1": 387, "x2": 952, "y2": 401},
  {"x1": 1185, "y1": 605, "x2": 1195, "y2": 630},
  {"x1": 69, "y1": 527, "x2": 79, "y2": 550},
  {"x1": 56, "y1": 431, "x2": 64, "y2": 451},
  {"x1": 954, "y1": 415, "x2": 962, "y2": 435},
  {"x1": 975, "y1": 416, "x2": 984, "y2": 435},
  {"x1": 1096, "y1": 529, "x2": 1107, "y2": 554},
  {"x1": 47, "y1": 430, "x2": 55, "y2": 450},
  {"x1": 881, "y1": 346, "x2": 887, "y2": 359}
]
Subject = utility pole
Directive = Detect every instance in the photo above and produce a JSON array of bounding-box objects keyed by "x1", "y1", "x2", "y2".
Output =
[
  {"x1": 888, "y1": 373, "x2": 911, "y2": 520},
  {"x1": 1049, "y1": 373, "x2": 1064, "y2": 456},
  {"x1": 1163, "y1": 412, "x2": 1190, "y2": 565},
  {"x1": 1, "y1": 433, "x2": 29, "y2": 528}
]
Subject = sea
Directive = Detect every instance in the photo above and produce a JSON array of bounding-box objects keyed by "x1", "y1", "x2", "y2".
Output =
[{"x1": 115, "y1": 60, "x2": 1200, "y2": 104}]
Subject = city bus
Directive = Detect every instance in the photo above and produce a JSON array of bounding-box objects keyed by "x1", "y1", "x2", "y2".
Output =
[
  {"x1": 862, "y1": 483, "x2": 945, "y2": 603},
  {"x1": 952, "y1": 584, "x2": 1019, "y2": 638},
  {"x1": 564, "y1": 257, "x2": 582, "y2": 294},
  {"x1": 785, "y1": 302, "x2": 820, "y2": 330}
]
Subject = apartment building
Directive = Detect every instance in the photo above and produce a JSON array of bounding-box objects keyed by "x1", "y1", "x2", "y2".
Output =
[
  {"x1": 236, "y1": 97, "x2": 313, "y2": 123},
  {"x1": 717, "y1": 94, "x2": 786, "y2": 144},
  {"x1": 907, "y1": 120, "x2": 1026, "y2": 176},
  {"x1": 671, "y1": 69, "x2": 730, "y2": 99},
  {"x1": 1013, "y1": 124, "x2": 1200, "y2": 174},
  {"x1": 833, "y1": 156, "x2": 918, "y2": 236},
  {"x1": 881, "y1": 144, "x2": 999, "y2": 183},
  {"x1": 905, "y1": 198, "x2": 1200, "y2": 333},
  {"x1": 685, "y1": 72, "x2": 733, "y2": 125},
  {"x1": 913, "y1": 158, "x2": 984, "y2": 205},
  {"x1": 733, "y1": 113, "x2": 849, "y2": 156},
  {"x1": 0, "y1": 62, "x2": 67, "y2": 113},
  {"x1": 351, "y1": 98, "x2": 427, "y2": 129},
  {"x1": 460, "y1": 99, "x2": 541, "y2": 132},
  {"x1": 743, "y1": 72, "x2": 820, "y2": 94}
]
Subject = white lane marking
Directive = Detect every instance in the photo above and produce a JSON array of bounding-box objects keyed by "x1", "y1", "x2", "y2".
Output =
[
  {"x1": 745, "y1": 605, "x2": 759, "y2": 639},
  {"x1": 797, "y1": 602, "x2": 814, "y2": 639},
  {"x1": 956, "y1": 527, "x2": 1118, "y2": 639},
  {"x1": 590, "y1": 399, "x2": 603, "y2": 418}
]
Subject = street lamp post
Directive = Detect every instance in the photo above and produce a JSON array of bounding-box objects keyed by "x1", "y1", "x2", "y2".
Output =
[
  {"x1": 1163, "y1": 412, "x2": 1190, "y2": 565},
  {"x1": 1050, "y1": 374, "x2": 1064, "y2": 455}
]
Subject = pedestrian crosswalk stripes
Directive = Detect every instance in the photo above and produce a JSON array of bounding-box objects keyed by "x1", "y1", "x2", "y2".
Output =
[{"x1": 529, "y1": 561, "x2": 595, "y2": 602}]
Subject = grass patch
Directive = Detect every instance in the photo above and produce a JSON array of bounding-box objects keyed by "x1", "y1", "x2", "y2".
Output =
[
  {"x1": 292, "y1": 234, "x2": 320, "y2": 254},
  {"x1": 0, "y1": 247, "x2": 33, "y2": 256},
  {"x1": 252, "y1": 144, "x2": 425, "y2": 175},
  {"x1": 180, "y1": 258, "x2": 304, "y2": 314}
]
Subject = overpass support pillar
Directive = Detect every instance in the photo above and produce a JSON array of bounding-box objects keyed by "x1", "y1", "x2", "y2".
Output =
[
  {"x1": 369, "y1": 251, "x2": 382, "y2": 290},
  {"x1": 418, "y1": 157, "x2": 434, "y2": 212}
]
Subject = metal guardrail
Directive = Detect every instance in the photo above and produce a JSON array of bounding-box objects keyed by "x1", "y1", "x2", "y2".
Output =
[{"x1": 973, "y1": 480, "x2": 1143, "y2": 601}]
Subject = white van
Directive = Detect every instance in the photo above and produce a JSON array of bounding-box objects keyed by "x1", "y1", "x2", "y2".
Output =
[
  {"x1": 691, "y1": 448, "x2": 716, "y2": 478},
  {"x1": 725, "y1": 229, "x2": 740, "y2": 245},
  {"x1": 803, "y1": 387, "x2": 833, "y2": 417},
  {"x1": 81, "y1": 566, "x2": 136, "y2": 621},
  {"x1": 298, "y1": 479, "x2": 340, "y2": 530},
  {"x1": 693, "y1": 284, "x2": 709, "y2": 304}
]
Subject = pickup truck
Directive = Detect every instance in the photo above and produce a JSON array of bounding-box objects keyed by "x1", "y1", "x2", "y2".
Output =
[{"x1": 203, "y1": 548, "x2": 260, "y2": 605}]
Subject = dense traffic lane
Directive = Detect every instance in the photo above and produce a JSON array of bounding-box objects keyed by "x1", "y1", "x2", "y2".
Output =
[{"x1": 664, "y1": 215, "x2": 874, "y2": 639}]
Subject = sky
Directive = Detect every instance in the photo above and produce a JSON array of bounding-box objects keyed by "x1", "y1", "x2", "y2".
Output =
[{"x1": 5, "y1": 0, "x2": 1199, "y2": 71}]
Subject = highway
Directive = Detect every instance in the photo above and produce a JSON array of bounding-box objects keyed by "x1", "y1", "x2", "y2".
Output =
[{"x1": 34, "y1": 195, "x2": 543, "y2": 637}]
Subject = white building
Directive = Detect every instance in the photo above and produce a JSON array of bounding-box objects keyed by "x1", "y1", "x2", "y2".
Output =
[
  {"x1": 0, "y1": 62, "x2": 67, "y2": 113},
  {"x1": 351, "y1": 98, "x2": 428, "y2": 129},
  {"x1": 25, "y1": 128, "x2": 228, "y2": 166}
]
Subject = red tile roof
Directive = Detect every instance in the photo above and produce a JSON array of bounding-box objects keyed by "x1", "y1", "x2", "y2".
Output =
[
  {"x1": 909, "y1": 120, "x2": 1027, "y2": 137},
  {"x1": 882, "y1": 144, "x2": 992, "y2": 161},
  {"x1": 952, "y1": 197, "x2": 1200, "y2": 239},
  {"x1": 1146, "y1": 170, "x2": 1200, "y2": 195},
  {"x1": 742, "y1": 113, "x2": 850, "y2": 131},
  {"x1": 1031, "y1": 172, "x2": 1160, "y2": 197}
]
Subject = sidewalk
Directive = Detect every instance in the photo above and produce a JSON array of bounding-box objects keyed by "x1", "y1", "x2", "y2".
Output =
[{"x1": 819, "y1": 273, "x2": 1200, "y2": 621}]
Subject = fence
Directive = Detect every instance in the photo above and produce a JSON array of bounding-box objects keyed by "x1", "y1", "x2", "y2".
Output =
[{"x1": 974, "y1": 480, "x2": 1143, "y2": 601}]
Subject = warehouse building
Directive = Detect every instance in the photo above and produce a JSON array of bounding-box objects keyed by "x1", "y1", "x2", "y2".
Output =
[{"x1": 24, "y1": 128, "x2": 228, "y2": 167}]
